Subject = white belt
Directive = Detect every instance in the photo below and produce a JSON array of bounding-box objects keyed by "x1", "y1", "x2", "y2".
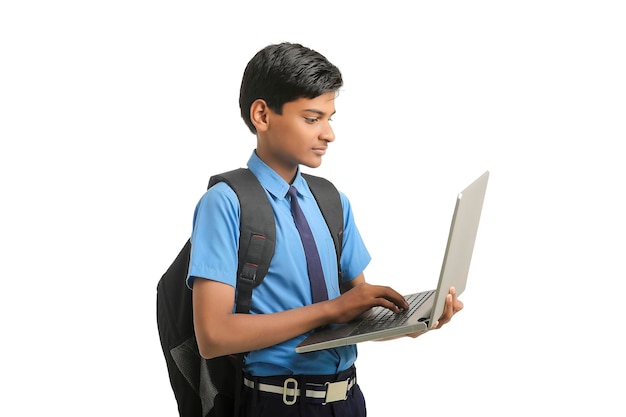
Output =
[{"x1": 243, "y1": 376, "x2": 356, "y2": 405}]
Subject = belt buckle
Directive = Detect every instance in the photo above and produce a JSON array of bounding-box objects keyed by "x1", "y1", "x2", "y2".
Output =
[
  {"x1": 282, "y1": 377, "x2": 298, "y2": 406},
  {"x1": 322, "y1": 379, "x2": 349, "y2": 405}
]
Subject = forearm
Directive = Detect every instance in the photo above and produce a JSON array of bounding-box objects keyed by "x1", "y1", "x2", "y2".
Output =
[{"x1": 195, "y1": 301, "x2": 335, "y2": 359}]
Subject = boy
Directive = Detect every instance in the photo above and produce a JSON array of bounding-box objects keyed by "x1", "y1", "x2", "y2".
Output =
[{"x1": 187, "y1": 42, "x2": 463, "y2": 417}]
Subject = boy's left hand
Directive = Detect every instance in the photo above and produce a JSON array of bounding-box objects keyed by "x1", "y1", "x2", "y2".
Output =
[
  {"x1": 405, "y1": 286, "x2": 463, "y2": 338},
  {"x1": 432, "y1": 286, "x2": 463, "y2": 329}
]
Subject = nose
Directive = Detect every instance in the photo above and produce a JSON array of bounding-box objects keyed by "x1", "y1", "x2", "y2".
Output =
[{"x1": 320, "y1": 121, "x2": 335, "y2": 143}]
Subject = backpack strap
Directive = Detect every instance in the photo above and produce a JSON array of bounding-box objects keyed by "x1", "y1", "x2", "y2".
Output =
[
  {"x1": 302, "y1": 173, "x2": 344, "y2": 283},
  {"x1": 208, "y1": 168, "x2": 277, "y2": 417},
  {"x1": 209, "y1": 168, "x2": 276, "y2": 315}
]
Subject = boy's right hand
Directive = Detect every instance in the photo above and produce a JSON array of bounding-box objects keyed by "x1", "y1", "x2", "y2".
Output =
[{"x1": 329, "y1": 277, "x2": 409, "y2": 324}]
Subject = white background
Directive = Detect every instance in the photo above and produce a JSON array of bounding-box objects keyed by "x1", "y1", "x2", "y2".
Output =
[{"x1": 1, "y1": 1, "x2": 625, "y2": 415}]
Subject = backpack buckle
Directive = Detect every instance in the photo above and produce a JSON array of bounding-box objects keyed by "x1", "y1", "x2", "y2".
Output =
[{"x1": 239, "y1": 262, "x2": 257, "y2": 285}]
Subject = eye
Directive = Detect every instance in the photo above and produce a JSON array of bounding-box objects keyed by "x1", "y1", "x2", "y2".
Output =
[{"x1": 304, "y1": 117, "x2": 318, "y2": 124}]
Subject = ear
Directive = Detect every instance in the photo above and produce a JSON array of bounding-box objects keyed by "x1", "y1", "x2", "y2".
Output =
[{"x1": 250, "y1": 99, "x2": 270, "y2": 132}]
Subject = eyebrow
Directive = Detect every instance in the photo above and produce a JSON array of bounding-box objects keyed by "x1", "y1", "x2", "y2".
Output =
[{"x1": 303, "y1": 108, "x2": 336, "y2": 117}]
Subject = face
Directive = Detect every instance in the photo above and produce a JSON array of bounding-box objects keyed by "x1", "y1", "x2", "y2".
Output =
[{"x1": 255, "y1": 92, "x2": 336, "y2": 182}]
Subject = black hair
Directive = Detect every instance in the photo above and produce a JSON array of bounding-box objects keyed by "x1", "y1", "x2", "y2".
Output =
[{"x1": 239, "y1": 42, "x2": 343, "y2": 134}]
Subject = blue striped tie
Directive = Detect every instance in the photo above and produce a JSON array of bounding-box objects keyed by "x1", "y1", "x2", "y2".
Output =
[{"x1": 288, "y1": 185, "x2": 329, "y2": 303}]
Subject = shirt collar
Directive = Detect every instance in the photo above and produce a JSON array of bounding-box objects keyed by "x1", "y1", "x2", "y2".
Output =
[{"x1": 247, "y1": 151, "x2": 313, "y2": 201}]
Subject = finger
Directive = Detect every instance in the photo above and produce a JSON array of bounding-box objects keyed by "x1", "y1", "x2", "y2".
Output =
[
  {"x1": 376, "y1": 297, "x2": 405, "y2": 313},
  {"x1": 373, "y1": 286, "x2": 409, "y2": 310},
  {"x1": 384, "y1": 287, "x2": 409, "y2": 310},
  {"x1": 447, "y1": 287, "x2": 460, "y2": 314},
  {"x1": 449, "y1": 287, "x2": 464, "y2": 313}
]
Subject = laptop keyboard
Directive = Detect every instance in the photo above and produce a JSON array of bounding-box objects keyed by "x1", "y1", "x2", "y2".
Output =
[{"x1": 352, "y1": 290, "x2": 434, "y2": 334}]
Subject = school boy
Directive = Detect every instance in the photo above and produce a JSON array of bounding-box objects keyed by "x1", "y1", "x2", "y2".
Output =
[{"x1": 187, "y1": 42, "x2": 463, "y2": 417}]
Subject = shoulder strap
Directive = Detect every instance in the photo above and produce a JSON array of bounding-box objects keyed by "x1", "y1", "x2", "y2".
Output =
[
  {"x1": 207, "y1": 168, "x2": 276, "y2": 416},
  {"x1": 302, "y1": 173, "x2": 344, "y2": 282},
  {"x1": 208, "y1": 168, "x2": 276, "y2": 315}
]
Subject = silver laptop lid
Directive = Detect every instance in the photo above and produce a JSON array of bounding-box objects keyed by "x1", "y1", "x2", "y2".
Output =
[{"x1": 427, "y1": 171, "x2": 489, "y2": 328}]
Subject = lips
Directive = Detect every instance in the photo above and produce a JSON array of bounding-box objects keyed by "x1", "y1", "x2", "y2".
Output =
[{"x1": 312, "y1": 147, "x2": 327, "y2": 155}]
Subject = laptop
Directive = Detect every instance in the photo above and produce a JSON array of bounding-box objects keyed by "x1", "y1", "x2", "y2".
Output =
[{"x1": 295, "y1": 171, "x2": 489, "y2": 353}]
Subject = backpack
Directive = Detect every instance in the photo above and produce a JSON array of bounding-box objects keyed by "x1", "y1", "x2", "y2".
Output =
[{"x1": 156, "y1": 168, "x2": 344, "y2": 417}]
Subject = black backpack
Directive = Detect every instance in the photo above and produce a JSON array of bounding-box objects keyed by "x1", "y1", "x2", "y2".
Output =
[{"x1": 156, "y1": 168, "x2": 344, "y2": 417}]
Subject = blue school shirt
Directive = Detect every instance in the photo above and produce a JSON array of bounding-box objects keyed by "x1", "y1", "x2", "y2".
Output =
[{"x1": 187, "y1": 152, "x2": 371, "y2": 376}]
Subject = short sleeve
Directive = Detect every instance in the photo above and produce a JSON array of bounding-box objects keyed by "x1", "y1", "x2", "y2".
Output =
[{"x1": 186, "y1": 182, "x2": 241, "y2": 289}]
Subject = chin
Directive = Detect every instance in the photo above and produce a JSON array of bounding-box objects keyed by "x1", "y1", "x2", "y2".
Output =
[{"x1": 301, "y1": 158, "x2": 323, "y2": 169}]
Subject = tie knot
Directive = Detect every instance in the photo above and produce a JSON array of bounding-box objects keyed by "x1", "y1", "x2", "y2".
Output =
[{"x1": 287, "y1": 185, "x2": 298, "y2": 199}]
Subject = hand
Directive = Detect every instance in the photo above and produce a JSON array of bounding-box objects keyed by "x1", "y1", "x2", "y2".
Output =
[
  {"x1": 432, "y1": 286, "x2": 464, "y2": 329},
  {"x1": 328, "y1": 282, "x2": 409, "y2": 324}
]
